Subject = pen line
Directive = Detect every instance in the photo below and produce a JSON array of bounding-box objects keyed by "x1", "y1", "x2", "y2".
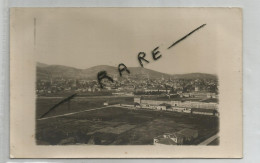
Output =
[{"x1": 168, "y1": 24, "x2": 206, "y2": 49}]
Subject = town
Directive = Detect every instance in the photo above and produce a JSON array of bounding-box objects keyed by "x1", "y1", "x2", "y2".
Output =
[{"x1": 36, "y1": 74, "x2": 218, "y2": 98}]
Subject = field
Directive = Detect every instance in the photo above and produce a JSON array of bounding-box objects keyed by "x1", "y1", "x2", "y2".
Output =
[
  {"x1": 36, "y1": 96, "x2": 219, "y2": 145},
  {"x1": 36, "y1": 96, "x2": 133, "y2": 118}
]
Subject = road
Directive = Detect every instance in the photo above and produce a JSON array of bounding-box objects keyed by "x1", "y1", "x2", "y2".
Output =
[
  {"x1": 37, "y1": 104, "x2": 120, "y2": 121},
  {"x1": 199, "y1": 134, "x2": 219, "y2": 145}
]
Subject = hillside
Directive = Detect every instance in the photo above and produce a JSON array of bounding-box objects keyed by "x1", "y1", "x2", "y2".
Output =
[
  {"x1": 36, "y1": 62, "x2": 217, "y2": 80},
  {"x1": 171, "y1": 73, "x2": 217, "y2": 80}
]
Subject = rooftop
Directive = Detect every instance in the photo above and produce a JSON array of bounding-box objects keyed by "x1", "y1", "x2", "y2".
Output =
[{"x1": 155, "y1": 138, "x2": 177, "y2": 145}]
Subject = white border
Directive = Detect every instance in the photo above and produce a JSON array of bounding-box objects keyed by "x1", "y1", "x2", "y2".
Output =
[{"x1": 1, "y1": 0, "x2": 260, "y2": 162}]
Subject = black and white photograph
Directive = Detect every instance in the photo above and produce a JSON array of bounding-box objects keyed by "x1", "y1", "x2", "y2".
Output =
[{"x1": 10, "y1": 8, "x2": 242, "y2": 158}]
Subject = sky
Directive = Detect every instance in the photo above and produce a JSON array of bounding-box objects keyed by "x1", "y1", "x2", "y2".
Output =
[{"x1": 20, "y1": 8, "x2": 222, "y2": 74}]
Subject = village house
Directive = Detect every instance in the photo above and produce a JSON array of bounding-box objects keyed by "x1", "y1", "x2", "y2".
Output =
[
  {"x1": 172, "y1": 106, "x2": 186, "y2": 112},
  {"x1": 157, "y1": 103, "x2": 171, "y2": 111},
  {"x1": 154, "y1": 128, "x2": 198, "y2": 145}
]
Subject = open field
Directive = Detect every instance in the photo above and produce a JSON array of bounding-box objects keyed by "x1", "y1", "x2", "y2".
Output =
[
  {"x1": 36, "y1": 96, "x2": 133, "y2": 118},
  {"x1": 36, "y1": 96, "x2": 219, "y2": 145}
]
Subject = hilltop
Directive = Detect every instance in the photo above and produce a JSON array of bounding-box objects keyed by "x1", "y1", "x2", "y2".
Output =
[{"x1": 36, "y1": 62, "x2": 217, "y2": 80}]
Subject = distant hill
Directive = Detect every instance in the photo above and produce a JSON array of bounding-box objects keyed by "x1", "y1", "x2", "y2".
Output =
[
  {"x1": 171, "y1": 73, "x2": 217, "y2": 80},
  {"x1": 37, "y1": 64, "x2": 83, "y2": 79},
  {"x1": 36, "y1": 62, "x2": 217, "y2": 80}
]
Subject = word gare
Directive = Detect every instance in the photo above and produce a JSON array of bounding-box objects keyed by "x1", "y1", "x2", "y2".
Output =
[{"x1": 97, "y1": 24, "x2": 206, "y2": 88}]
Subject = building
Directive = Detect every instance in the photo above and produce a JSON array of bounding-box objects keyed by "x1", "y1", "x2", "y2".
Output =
[
  {"x1": 134, "y1": 97, "x2": 141, "y2": 104},
  {"x1": 134, "y1": 102, "x2": 141, "y2": 108},
  {"x1": 123, "y1": 96, "x2": 218, "y2": 114},
  {"x1": 183, "y1": 108, "x2": 192, "y2": 113},
  {"x1": 140, "y1": 99, "x2": 218, "y2": 110},
  {"x1": 172, "y1": 106, "x2": 186, "y2": 112},
  {"x1": 195, "y1": 86, "x2": 200, "y2": 92},
  {"x1": 154, "y1": 128, "x2": 198, "y2": 145},
  {"x1": 157, "y1": 103, "x2": 171, "y2": 111},
  {"x1": 112, "y1": 92, "x2": 125, "y2": 96},
  {"x1": 207, "y1": 93, "x2": 216, "y2": 98},
  {"x1": 153, "y1": 133, "x2": 178, "y2": 145},
  {"x1": 180, "y1": 93, "x2": 192, "y2": 98},
  {"x1": 179, "y1": 92, "x2": 216, "y2": 99},
  {"x1": 141, "y1": 103, "x2": 153, "y2": 109},
  {"x1": 191, "y1": 108, "x2": 219, "y2": 116},
  {"x1": 171, "y1": 107, "x2": 191, "y2": 113}
]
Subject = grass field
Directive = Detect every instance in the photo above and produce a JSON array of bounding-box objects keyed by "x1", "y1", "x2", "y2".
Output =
[
  {"x1": 36, "y1": 96, "x2": 133, "y2": 118},
  {"x1": 36, "y1": 96, "x2": 219, "y2": 145}
]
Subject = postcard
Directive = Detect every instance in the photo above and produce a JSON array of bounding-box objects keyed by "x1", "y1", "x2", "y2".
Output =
[{"x1": 10, "y1": 7, "x2": 242, "y2": 158}]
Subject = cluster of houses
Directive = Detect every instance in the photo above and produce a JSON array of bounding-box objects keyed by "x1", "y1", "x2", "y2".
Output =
[{"x1": 153, "y1": 128, "x2": 199, "y2": 145}]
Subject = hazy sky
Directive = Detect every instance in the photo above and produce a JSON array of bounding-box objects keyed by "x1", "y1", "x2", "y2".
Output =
[{"x1": 21, "y1": 8, "x2": 223, "y2": 74}]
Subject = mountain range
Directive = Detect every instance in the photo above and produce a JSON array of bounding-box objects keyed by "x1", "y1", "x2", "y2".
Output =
[{"x1": 36, "y1": 62, "x2": 217, "y2": 80}]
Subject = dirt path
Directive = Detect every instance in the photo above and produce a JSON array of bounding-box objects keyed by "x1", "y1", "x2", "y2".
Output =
[
  {"x1": 37, "y1": 104, "x2": 119, "y2": 121},
  {"x1": 199, "y1": 134, "x2": 219, "y2": 145}
]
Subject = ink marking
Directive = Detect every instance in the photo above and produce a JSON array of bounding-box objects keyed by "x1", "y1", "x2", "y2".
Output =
[
  {"x1": 97, "y1": 71, "x2": 114, "y2": 89},
  {"x1": 118, "y1": 63, "x2": 130, "y2": 76},
  {"x1": 168, "y1": 24, "x2": 206, "y2": 49},
  {"x1": 152, "y1": 46, "x2": 162, "y2": 60},
  {"x1": 138, "y1": 52, "x2": 149, "y2": 67}
]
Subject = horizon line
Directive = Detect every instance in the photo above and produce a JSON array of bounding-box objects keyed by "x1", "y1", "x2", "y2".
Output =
[{"x1": 36, "y1": 61, "x2": 217, "y2": 76}]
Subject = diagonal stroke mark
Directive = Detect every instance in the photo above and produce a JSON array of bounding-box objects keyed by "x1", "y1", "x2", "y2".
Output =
[{"x1": 168, "y1": 24, "x2": 206, "y2": 49}]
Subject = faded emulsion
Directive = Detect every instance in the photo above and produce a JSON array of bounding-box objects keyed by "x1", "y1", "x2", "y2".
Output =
[{"x1": 97, "y1": 24, "x2": 206, "y2": 88}]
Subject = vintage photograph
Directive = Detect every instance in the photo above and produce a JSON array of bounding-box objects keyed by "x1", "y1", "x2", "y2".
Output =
[
  {"x1": 10, "y1": 8, "x2": 242, "y2": 158},
  {"x1": 34, "y1": 9, "x2": 219, "y2": 146},
  {"x1": 36, "y1": 63, "x2": 219, "y2": 146}
]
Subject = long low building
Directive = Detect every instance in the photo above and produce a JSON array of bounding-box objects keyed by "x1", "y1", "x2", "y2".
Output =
[
  {"x1": 134, "y1": 97, "x2": 218, "y2": 110},
  {"x1": 191, "y1": 108, "x2": 219, "y2": 116},
  {"x1": 119, "y1": 100, "x2": 219, "y2": 116}
]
